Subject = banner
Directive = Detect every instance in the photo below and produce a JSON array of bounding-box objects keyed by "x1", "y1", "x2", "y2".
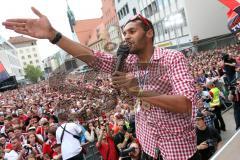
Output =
[{"x1": 0, "y1": 62, "x2": 9, "y2": 83}]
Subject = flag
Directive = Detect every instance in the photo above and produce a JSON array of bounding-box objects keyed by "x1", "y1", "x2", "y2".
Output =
[
  {"x1": 219, "y1": 0, "x2": 240, "y2": 10},
  {"x1": 219, "y1": 0, "x2": 240, "y2": 33}
]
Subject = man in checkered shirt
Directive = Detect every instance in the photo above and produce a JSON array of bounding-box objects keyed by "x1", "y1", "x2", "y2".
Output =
[{"x1": 3, "y1": 8, "x2": 199, "y2": 160}]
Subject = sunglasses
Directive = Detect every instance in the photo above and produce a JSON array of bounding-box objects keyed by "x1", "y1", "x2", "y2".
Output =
[{"x1": 129, "y1": 14, "x2": 151, "y2": 29}]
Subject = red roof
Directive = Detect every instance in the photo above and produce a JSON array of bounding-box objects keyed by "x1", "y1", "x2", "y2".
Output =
[{"x1": 8, "y1": 35, "x2": 37, "y2": 44}]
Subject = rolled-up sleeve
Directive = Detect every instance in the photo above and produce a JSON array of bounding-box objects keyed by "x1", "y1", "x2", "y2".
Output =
[
  {"x1": 168, "y1": 51, "x2": 197, "y2": 117},
  {"x1": 88, "y1": 50, "x2": 117, "y2": 74}
]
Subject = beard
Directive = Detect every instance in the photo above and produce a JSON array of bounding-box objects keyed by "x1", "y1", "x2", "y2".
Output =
[
  {"x1": 129, "y1": 42, "x2": 145, "y2": 55},
  {"x1": 128, "y1": 34, "x2": 147, "y2": 55}
]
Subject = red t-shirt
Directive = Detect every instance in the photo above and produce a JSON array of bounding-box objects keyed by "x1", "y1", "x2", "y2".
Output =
[
  {"x1": 19, "y1": 115, "x2": 28, "y2": 122},
  {"x1": 43, "y1": 139, "x2": 56, "y2": 158},
  {"x1": 97, "y1": 136, "x2": 119, "y2": 160},
  {"x1": 52, "y1": 151, "x2": 61, "y2": 159},
  {"x1": 36, "y1": 126, "x2": 47, "y2": 139}
]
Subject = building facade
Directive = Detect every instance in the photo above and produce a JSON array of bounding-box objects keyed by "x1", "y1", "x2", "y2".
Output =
[
  {"x1": 75, "y1": 18, "x2": 103, "y2": 45},
  {"x1": 116, "y1": 0, "x2": 230, "y2": 50},
  {"x1": 0, "y1": 36, "x2": 24, "y2": 81},
  {"x1": 101, "y1": 0, "x2": 122, "y2": 44},
  {"x1": 8, "y1": 36, "x2": 44, "y2": 74},
  {"x1": 115, "y1": 0, "x2": 140, "y2": 28}
]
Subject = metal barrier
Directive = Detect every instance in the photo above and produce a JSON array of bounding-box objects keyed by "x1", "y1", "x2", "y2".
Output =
[
  {"x1": 210, "y1": 129, "x2": 240, "y2": 160},
  {"x1": 83, "y1": 142, "x2": 102, "y2": 160}
]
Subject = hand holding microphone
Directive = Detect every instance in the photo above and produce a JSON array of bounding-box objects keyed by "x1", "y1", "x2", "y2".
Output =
[
  {"x1": 115, "y1": 41, "x2": 131, "y2": 72},
  {"x1": 112, "y1": 42, "x2": 139, "y2": 94}
]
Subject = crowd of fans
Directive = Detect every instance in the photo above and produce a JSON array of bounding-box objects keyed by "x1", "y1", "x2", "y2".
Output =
[
  {"x1": 190, "y1": 44, "x2": 240, "y2": 159},
  {"x1": 0, "y1": 44, "x2": 239, "y2": 160}
]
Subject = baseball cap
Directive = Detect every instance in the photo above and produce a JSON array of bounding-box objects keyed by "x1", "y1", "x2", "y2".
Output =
[
  {"x1": 5, "y1": 143, "x2": 13, "y2": 150},
  {"x1": 28, "y1": 126, "x2": 36, "y2": 131},
  {"x1": 206, "y1": 81, "x2": 214, "y2": 87},
  {"x1": 196, "y1": 112, "x2": 204, "y2": 119}
]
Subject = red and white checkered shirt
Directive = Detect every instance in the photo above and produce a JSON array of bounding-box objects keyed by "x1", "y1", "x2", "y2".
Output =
[{"x1": 89, "y1": 47, "x2": 197, "y2": 160}]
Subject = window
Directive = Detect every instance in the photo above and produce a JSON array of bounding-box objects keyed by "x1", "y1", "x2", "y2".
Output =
[
  {"x1": 126, "y1": 4, "x2": 129, "y2": 14},
  {"x1": 30, "y1": 61, "x2": 33, "y2": 64},
  {"x1": 182, "y1": 10, "x2": 187, "y2": 26},
  {"x1": 34, "y1": 54, "x2": 37, "y2": 57},
  {"x1": 152, "y1": 1, "x2": 158, "y2": 13},
  {"x1": 158, "y1": 21, "x2": 164, "y2": 36},
  {"x1": 123, "y1": 7, "x2": 126, "y2": 16},
  {"x1": 36, "y1": 60, "x2": 39, "y2": 63},
  {"x1": 26, "y1": 49, "x2": 30, "y2": 53},
  {"x1": 148, "y1": 5, "x2": 153, "y2": 17},
  {"x1": 133, "y1": 8, "x2": 137, "y2": 15},
  {"x1": 154, "y1": 24, "x2": 159, "y2": 37},
  {"x1": 32, "y1": 48, "x2": 36, "y2": 51},
  {"x1": 22, "y1": 56, "x2": 25, "y2": 60},
  {"x1": 144, "y1": 8, "x2": 149, "y2": 17},
  {"x1": 120, "y1": 9, "x2": 123, "y2": 17},
  {"x1": 28, "y1": 55, "x2": 31, "y2": 58},
  {"x1": 19, "y1": 50, "x2": 23, "y2": 54},
  {"x1": 118, "y1": 12, "x2": 121, "y2": 20},
  {"x1": 23, "y1": 62, "x2": 27, "y2": 65}
]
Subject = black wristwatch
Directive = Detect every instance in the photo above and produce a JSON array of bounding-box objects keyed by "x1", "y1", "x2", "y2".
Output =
[{"x1": 50, "y1": 32, "x2": 62, "y2": 44}]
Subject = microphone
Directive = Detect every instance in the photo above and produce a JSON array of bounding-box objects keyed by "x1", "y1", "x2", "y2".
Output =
[{"x1": 115, "y1": 41, "x2": 131, "y2": 72}]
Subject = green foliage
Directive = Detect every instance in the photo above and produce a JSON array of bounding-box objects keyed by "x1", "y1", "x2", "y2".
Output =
[{"x1": 24, "y1": 65, "x2": 43, "y2": 83}]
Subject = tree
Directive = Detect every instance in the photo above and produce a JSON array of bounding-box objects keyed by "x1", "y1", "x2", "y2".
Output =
[{"x1": 24, "y1": 65, "x2": 43, "y2": 83}]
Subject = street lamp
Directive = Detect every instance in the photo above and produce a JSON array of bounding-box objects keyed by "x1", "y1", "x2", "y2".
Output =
[{"x1": 164, "y1": 13, "x2": 184, "y2": 50}]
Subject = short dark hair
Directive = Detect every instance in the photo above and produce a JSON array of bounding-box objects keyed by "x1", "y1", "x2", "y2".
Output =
[
  {"x1": 58, "y1": 112, "x2": 68, "y2": 122},
  {"x1": 48, "y1": 128, "x2": 56, "y2": 137},
  {"x1": 11, "y1": 136, "x2": 20, "y2": 142}
]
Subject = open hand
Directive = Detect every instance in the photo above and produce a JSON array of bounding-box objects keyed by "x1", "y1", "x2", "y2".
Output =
[{"x1": 2, "y1": 7, "x2": 55, "y2": 40}]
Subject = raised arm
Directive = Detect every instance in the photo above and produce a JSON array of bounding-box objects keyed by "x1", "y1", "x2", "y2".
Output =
[{"x1": 2, "y1": 7, "x2": 96, "y2": 65}]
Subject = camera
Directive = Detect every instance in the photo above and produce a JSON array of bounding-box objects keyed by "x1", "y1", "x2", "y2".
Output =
[
  {"x1": 206, "y1": 139, "x2": 215, "y2": 147},
  {"x1": 119, "y1": 147, "x2": 135, "y2": 157},
  {"x1": 23, "y1": 145, "x2": 32, "y2": 150},
  {"x1": 228, "y1": 82, "x2": 237, "y2": 95}
]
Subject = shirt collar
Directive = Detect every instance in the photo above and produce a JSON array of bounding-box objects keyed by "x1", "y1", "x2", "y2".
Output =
[{"x1": 152, "y1": 47, "x2": 164, "y2": 60}]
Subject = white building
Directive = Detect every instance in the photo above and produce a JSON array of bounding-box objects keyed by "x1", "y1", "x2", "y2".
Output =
[
  {"x1": 117, "y1": 0, "x2": 230, "y2": 49},
  {"x1": 42, "y1": 50, "x2": 66, "y2": 72},
  {"x1": 0, "y1": 36, "x2": 24, "y2": 81},
  {"x1": 8, "y1": 36, "x2": 44, "y2": 73},
  {"x1": 108, "y1": 24, "x2": 123, "y2": 45},
  {"x1": 115, "y1": 0, "x2": 140, "y2": 28}
]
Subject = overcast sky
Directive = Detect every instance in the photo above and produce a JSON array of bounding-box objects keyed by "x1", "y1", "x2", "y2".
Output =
[{"x1": 0, "y1": 0, "x2": 102, "y2": 60}]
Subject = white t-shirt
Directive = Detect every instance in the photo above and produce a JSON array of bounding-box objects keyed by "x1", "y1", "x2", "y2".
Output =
[
  {"x1": 202, "y1": 90, "x2": 210, "y2": 108},
  {"x1": 56, "y1": 123, "x2": 82, "y2": 160},
  {"x1": 0, "y1": 125, "x2": 5, "y2": 134},
  {"x1": 4, "y1": 150, "x2": 19, "y2": 160}
]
